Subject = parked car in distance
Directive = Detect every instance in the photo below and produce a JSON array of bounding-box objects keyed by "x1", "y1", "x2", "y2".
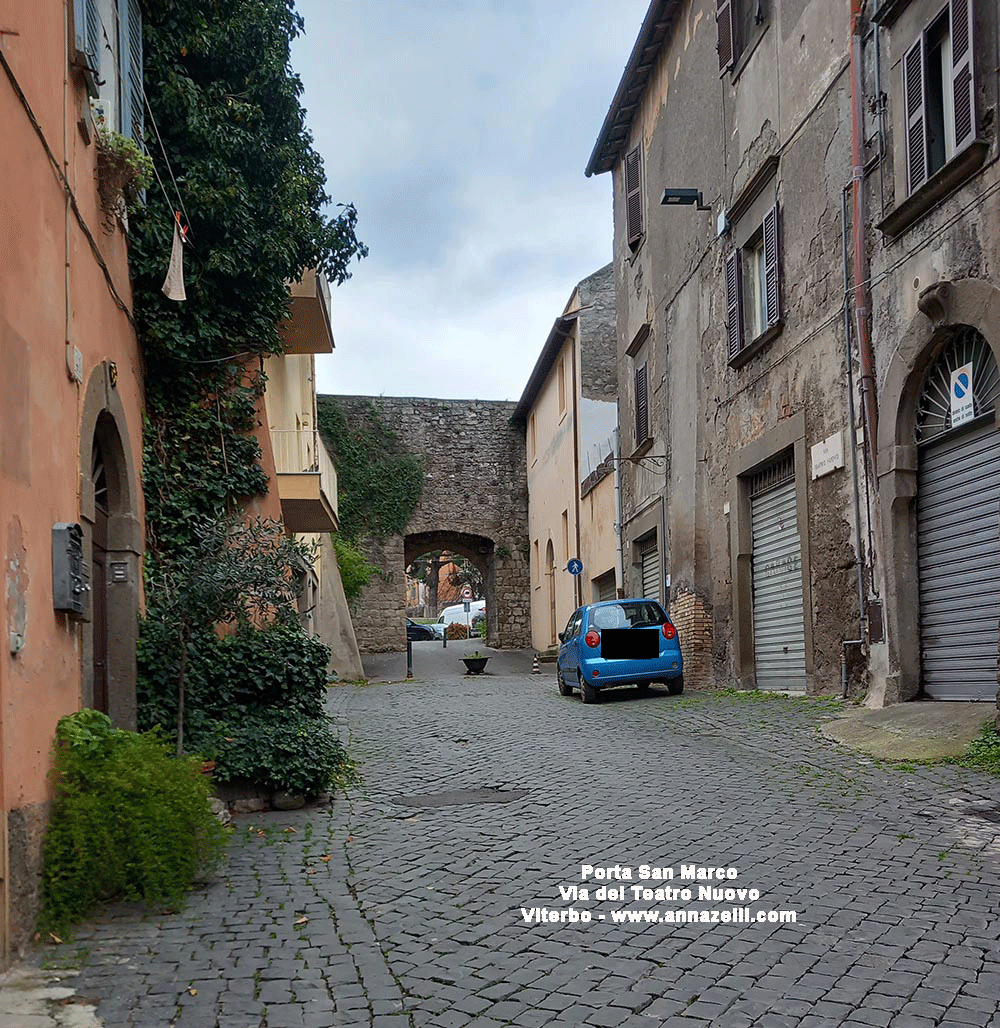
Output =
[
  {"x1": 430, "y1": 600, "x2": 486, "y2": 639},
  {"x1": 556, "y1": 599, "x2": 683, "y2": 704},
  {"x1": 406, "y1": 618, "x2": 436, "y2": 642}
]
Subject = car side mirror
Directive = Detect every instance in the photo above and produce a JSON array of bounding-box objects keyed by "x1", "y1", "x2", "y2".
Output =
[{"x1": 558, "y1": 631, "x2": 565, "y2": 642}]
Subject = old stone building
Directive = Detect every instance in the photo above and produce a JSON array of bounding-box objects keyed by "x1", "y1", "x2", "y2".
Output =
[
  {"x1": 512, "y1": 265, "x2": 619, "y2": 652},
  {"x1": 321, "y1": 397, "x2": 530, "y2": 653},
  {"x1": 587, "y1": 0, "x2": 999, "y2": 703}
]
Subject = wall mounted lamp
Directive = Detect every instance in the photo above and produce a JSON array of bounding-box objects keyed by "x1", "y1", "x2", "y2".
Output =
[{"x1": 660, "y1": 188, "x2": 712, "y2": 211}]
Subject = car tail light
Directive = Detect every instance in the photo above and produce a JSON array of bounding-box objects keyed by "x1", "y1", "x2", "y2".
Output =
[
  {"x1": 584, "y1": 630, "x2": 600, "y2": 648},
  {"x1": 661, "y1": 622, "x2": 677, "y2": 640}
]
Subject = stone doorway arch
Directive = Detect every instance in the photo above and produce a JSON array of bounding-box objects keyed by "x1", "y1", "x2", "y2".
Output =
[
  {"x1": 876, "y1": 279, "x2": 1000, "y2": 705},
  {"x1": 405, "y1": 531, "x2": 494, "y2": 641},
  {"x1": 80, "y1": 362, "x2": 142, "y2": 728}
]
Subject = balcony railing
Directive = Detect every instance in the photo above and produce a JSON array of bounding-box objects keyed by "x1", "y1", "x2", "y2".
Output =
[{"x1": 268, "y1": 428, "x2": 338, "y2": 531}]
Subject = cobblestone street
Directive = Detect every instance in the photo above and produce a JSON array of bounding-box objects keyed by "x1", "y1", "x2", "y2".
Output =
[{"x1": 19, "y1": 673, "x2": 1000, "y2": 1028}]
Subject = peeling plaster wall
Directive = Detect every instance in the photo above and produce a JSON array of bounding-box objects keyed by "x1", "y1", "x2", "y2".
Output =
[
  {"x1": 609, "y1": 0, "x2": 868, "y2": 693},
  {"x1": 866, "y1": 0, "x2": 1000, "y2": 706}
]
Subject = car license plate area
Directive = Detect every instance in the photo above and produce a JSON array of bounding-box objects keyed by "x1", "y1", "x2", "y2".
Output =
[{"x1": 601, "y1": 629, "x2": 657, "y2": 660}]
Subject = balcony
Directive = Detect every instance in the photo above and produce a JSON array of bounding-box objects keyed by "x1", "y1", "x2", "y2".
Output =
[
  {"x1": 280, "y1": 269, "x2": 334, "y2": 355},
  {"x1": 269, "y1": 428, "x2": 339, "y2": 533}
]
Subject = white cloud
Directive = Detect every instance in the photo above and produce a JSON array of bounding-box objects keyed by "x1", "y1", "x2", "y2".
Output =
[{"x1": 293, "y1": 0, "x2": 649, "y2": 399}]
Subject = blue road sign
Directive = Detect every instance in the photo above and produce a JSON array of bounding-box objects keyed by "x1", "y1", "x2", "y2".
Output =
[{"x1": 567, "y1": 558, "x2": 583, "y2": 576}]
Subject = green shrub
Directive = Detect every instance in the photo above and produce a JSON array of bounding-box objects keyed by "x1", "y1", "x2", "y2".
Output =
[
  {"x1": 446, "y1": 622, "x2": 469, "y2": 640},
  {"x1": 138, "y1": 619, "x2": 330, "y2": 743},
  {"x1": 209, "y1": 712, "x2": 357, "y2": 796},
  {"x1": 332, "y1": 533, "x2": 378, "y2": 604},
  {"x1": 40, "y1": 710, "x2": 228, "y2": 934}
]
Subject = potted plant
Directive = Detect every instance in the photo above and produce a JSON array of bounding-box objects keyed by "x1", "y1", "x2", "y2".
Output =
[
  {"x1": 462, "y1": 651, "x2": 490, "y2": 675},
  {"x1": 95, "y1": 128, "x2": 154, "y2": 228}
]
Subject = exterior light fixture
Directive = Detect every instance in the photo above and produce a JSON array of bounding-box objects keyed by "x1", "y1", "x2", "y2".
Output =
[{"x1": 660, "y1": 188, "x2": 711, "y2": 211}]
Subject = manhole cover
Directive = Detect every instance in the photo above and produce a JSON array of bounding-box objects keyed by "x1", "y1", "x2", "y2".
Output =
[{"x1": 396, "y1": 788, "x2": 528, "y2": 808}]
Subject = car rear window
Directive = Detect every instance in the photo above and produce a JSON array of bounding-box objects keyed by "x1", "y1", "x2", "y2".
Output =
[{"x1": 590, "y1": 601, "x2": 666, "y2": 629}]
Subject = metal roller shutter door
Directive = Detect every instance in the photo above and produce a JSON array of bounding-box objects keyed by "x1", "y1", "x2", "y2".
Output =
[
  {"x1": 751, "y1": 479, "x2": 806, "y2": 690},
  {"x1": 917, "y1": 419, "x2": 1000, "y2": 700},
  {"x1": 639, "y1": 539, "x2": 659, "y2": 601}
]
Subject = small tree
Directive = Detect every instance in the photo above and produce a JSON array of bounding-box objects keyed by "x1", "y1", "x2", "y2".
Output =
[{"x1": 148, "y1": 516, "x2": 313, "y2": 754}]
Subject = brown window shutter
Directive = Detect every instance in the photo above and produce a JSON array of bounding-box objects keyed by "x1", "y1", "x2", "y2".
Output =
[
  {"x1": 762, "y1": 204, "x2": 781, "y2": 328},
  {"x1": 717, "y1": 0, "x2": 735, "y2": 72},
  {"x1": 950, "y1": 0, "x2": 975, "y2": 152},
  {"x1": 903, "y1": 37, "x2": 927, "y2": 193},
  {"x1": 725, "y1": 250, "x2": 744, "y2": 362},
  {"x1": 635, "y1": 364, "x2": 649, "y2": 444},
  {"x1": 625, "y1": 146, "x2": 643, "y2": 248}
]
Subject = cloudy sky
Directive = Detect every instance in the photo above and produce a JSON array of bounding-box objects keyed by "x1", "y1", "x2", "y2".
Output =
[{"x1": 291, "y1": 0, "x2": 649, "y2": 402}]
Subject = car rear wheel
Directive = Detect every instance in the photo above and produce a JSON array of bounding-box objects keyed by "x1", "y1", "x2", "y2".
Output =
[
  {"x1": 579, "y1": 673, "x2": 599, "y2": 704},
  {"x1": 667, "y1": 675, "x2": 684, "y2": 695},
  {"x1": 557, "y1": 664, "x2": 573, "y2": 696}
]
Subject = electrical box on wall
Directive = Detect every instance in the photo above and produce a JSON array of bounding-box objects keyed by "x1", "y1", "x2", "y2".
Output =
[{"x1": 52, "y1": 523, "x2": 89, "y2": 617}]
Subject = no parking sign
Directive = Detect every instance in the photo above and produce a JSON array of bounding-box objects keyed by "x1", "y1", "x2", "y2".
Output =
[{"x1": 951, "y1": 362, "x2": 974, "y2": 426}]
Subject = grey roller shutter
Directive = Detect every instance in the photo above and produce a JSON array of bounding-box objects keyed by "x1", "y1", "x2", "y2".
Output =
[
  {"x1": 751, "y1": 478, "x2": 806, "y2": 690},
  {"x1": 638, "y1": 538, "x2": 659, "y2": 602},
  {"x1": 917, "y1": 419, "x2": 1000, "y2": 700},
  {"x1": 595, "y1": 571, "x2": 617, "y2": 603}
]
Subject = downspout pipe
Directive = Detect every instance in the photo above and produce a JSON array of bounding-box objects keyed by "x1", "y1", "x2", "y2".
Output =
[{"x1": 851, "y1": 0, "x2": 879, "y2": 481}]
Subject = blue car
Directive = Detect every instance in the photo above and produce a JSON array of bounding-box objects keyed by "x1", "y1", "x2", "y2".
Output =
[{"x1": 556, "y1": 599, "x2": 683, "y2": 703}]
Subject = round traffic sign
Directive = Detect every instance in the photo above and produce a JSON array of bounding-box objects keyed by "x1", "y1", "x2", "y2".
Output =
[
  {"x1": 461, "y1": 586, "x2": 473, "y2": 599},
  {"x1": 567, "y1": 558, "x2": 583, "y2": 576}
]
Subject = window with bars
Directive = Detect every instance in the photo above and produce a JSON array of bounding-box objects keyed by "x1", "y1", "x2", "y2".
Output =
[
  {"x1": 725, "y1": 204, "x2": 782, "y2": 364},
  {"x1": 902, "y1": 0, "x2": 976, "y2": 196}
]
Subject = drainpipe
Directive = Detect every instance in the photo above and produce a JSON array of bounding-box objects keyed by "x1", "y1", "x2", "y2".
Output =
[
  {"x1": 841, "y1": 185, "x2": 869, "y2": 640},
  {"x1": 571, "y1": 337, "x2": 583, "y2": 609},
  {"x1": 850, "y1": 0, "x2": 879, "y2": 481},
  {"x1": 613, "y1": 427, "x2": 625, "y2": 594}
]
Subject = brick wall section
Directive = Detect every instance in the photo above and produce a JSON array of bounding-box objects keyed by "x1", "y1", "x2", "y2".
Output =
[
  {"x1": 321, "y1": 396, "x2": 530, "y2": 653},
  {"x1": 670, "y1": 588, "x2": 713, "y2": 688}
]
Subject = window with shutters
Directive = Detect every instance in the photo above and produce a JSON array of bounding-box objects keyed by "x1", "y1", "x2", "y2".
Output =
[
  {"x1": 902, "y1": 0, "x2": 976, "y2": 196},
  {"x1": 623, "y1": 145, "x2": 644, "y2": 252},
  {"x1": 73, "y1": 0, "x2": 144, "y2": 144},
  {"x1": 725, "y1": 204, "x2": 782, "y2": 366},
  {"x1": 875, "y1": 0, "x2": 990, "y2": 236},
  {"x1": 717, "y1": 0, "x2": 767, "y2": 75},
  {"x1": 634, "y1": 363, "x2": 649, "y2": 446}
]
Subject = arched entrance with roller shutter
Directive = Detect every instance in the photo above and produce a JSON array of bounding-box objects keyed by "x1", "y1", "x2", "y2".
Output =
[{"x1": 877, "y1": 279, "x2": 1000, "y2": 705}]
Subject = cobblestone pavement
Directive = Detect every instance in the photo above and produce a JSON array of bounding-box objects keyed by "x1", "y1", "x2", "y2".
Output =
[{"x1": 20, "y1": 675, "x2": 1000, "y2": 1028}]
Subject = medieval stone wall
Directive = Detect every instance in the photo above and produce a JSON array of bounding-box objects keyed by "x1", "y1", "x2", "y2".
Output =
[{"x1": 322, "y1": 396, "x2": 530, "y2": 653}]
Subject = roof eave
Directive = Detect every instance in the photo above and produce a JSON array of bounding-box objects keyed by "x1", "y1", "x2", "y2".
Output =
[{"x1": 584, "y1": 0, "x2": 684, "y2": 177}]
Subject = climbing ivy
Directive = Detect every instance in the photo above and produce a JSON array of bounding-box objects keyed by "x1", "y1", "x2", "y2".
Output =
[
  {"x1": 128, "y1": 1, "x2": 366, "y2": 768},
  {"x1": 131, "y1": 0, "x2": 366, "y2": 564},
  {"x1": 317, "y1": 397, "x2": 424, "y2": 541}
]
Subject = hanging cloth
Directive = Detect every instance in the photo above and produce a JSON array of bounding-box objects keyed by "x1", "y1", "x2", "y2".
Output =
[{"x1": 161, "y1": 212, "x2": 188, "y2": 301}]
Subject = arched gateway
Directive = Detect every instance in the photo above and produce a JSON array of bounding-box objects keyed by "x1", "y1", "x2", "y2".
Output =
[{"x1": 322, "y1": 396, "x2": 530, "y2": 652}]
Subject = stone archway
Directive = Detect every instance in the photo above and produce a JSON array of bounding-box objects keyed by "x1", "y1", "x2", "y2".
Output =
[
  {"x1": 876, "y1": 279, "x2": 1000, "y2": 705},
  {"x1": 80, "y1": 363, "x2": 142, "y2": 728},
  {"x1": 325, "y1": 396, "x2": 530, "y2": 652},
  {"x1": 405, "y1": 531, "x2": 494, "y2": 639}
]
